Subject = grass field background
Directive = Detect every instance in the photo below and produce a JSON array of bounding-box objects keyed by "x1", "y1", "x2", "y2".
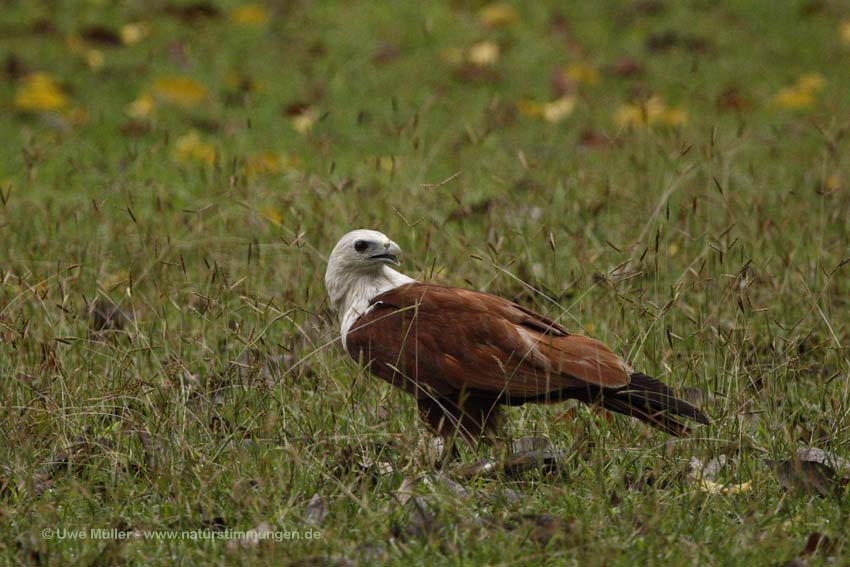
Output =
[{"x1": 2, "y1": 1, "x2": 850, "y2": 565}]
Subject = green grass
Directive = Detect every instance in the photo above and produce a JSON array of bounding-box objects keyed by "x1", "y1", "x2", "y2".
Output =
[{"x1": 2, "y1": 0, "x2": 850, "y2": 565}]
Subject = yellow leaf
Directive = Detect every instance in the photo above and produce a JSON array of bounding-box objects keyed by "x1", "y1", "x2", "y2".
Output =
[
  {"x1": 65, "y1": 33, "x2": 86, "y2": 54},
  {"x1": 261, "y1": 206, "x2": 282, "y2": 226},
  {"x1": 697, "y1": 479, "x2": 752, "y2": 495},
  {"x1": 564, "y1": 63, "x2": 599, "y2": 85},
  {"x1": 467, "y1": 41, "x2": 499, "y2": 67},
  {"x1": 823, "y1": 174, "x2": 841, "y2": 192},
  {"x1": 773, "y1": 86, "x2": 815, "y2": 109},
  {"x1": 797, "y1": 73, "x2": 824, "y2": 92},
  {"x1": 14, "y1": 73, "x2": 68, "y2": 112},
  {"x1": 478, "y1": 3, "x2": 518, "y2": 27},
  {"x1": 842, "y1": 20, "x2": 850, "y2": 45},
  {"x1": 86, "y1": 50, "x2": 104, "y2": 70},
  {"x1": 120, "y1": 22, "x2": 150, "y2": 45},
  {"x1": 614, "y1": 102, "x2": 645, "y2": 127},
  {"x1": 230, "y1": 4, "x2": 269, "y2": 26},
  {"x1": 772, "y1": 74, "x2": 825, "y2": 110},
  {"x1": 660, "y1": 106, "x2": 687, "y2": 126},
  {"x1": 614, "y1": 97, "x2": 684, "y2": 128},
  {"x1": 173, "y1": 130, "x2": 216, "y2": 166},
  {"x1": 542, "y1": 95, "x2": 576, "y2": 123},
  {"x1": 152, "y1": 76, "x2": 207, "y2": 107},
  {"x1": 66, "y1": 106, "x2": 89, "y2": 126},
  {"x1": 439, "y1": 47, "x2": 465, "y2": 66},
  {"x1": 374, "y1": 156, "x2": 397, "y2": 172},
  {"x1": 245, "y1": 153, "x2": 282, "y2": 178},
  {"x1": 291, "y1": 108, "x2": 318, "y2": 134},
  {"x1": 126, "y1": 93, "x2": 156, "y2": 119},
  {"x1": 516, "y1": 98, "x2": 543, "y2": 117},
  {"x1": 100, "y1": 269, "x2": 129, "y2": 291}
]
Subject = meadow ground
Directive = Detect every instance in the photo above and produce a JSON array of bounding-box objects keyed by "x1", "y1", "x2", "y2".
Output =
[{"x1": 1, "y1": 1, "x2": 850, "y2": 565}]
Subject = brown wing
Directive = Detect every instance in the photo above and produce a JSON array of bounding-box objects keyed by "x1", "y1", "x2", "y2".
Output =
[{"x1": 345, "y1": 283, "x2": 631, "y2": 399}]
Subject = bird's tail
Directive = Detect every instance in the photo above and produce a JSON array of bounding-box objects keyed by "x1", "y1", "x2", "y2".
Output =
[
  {"x1": 596, "y1": 373, "x2": 709, "y2": 436},
  {"x1": 512, "y1": 372, "x2": 709, "y2": 437}
]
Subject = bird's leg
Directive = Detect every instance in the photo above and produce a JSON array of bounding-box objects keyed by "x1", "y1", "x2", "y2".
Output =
[{"x1": 417, "y1": 392, "x2": 502, "y2": 465}]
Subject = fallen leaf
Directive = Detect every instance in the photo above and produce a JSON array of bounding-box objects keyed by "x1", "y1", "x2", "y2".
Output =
[
  {"x1": 542, "y1": 95, "x2": 576, "y2": 123},
  {"x1": 4, "y1": 54, "x2": 31, "y2": 81},
  {"x1": 173, "y1": 130, "x2": 216, "y2": 166},
  {"x1": 717, "y1": 87, "x2": 752, "y2": 112},
  {"x1": 816, "y1": 174, "x2": 841, "y2": 195},
  {"x1": 795, "y1": 447, "x2": 850, "y2": 475},
  {"x1": 614, "y1": 96, "x2": 686, "y2": 128},
  {"x1": 772, "y1": 74, "x2": 824, "y2": 110},
  {"x1": 86, "y1": 50, "x2": 104, "y2": 70},
  {"x1": 245, "y1": 153, "x2": 284, "y2": 178},
  {"x1": 773, "y1": 460, "x2": 839, "y2": 497},
  {"x1": 609, "y1": 57, "x2": 644, "y2": 78},
  {"x1": 842, "y1": 20, "x2": 850, "y2": 45},
  {"x1": 563, "y1": 62, "x2": 599, "y2": 85},
  {"x1": 260, "y1": 206, "x2": 283, "y2": 226},
  {"x1": 467, "y1": 41, "x2": 500, "y2": 67},
  {"x1": 507, "y1": 514, "x2": 578, "y2": 545},
  {"x1": 373, "y1": 42, "x2": 400, "y2": 65},
  {"x1": 14, "y1": 73, "x2": 68, "y2": 112},
  {"x1": 689, "y1": 455, "x2": 752, "y2": 494},
  {"x1": 393, "y1": 496, "x2": 439, "y2": 541},
  {"x1": 152, "y1": 76, "x2": 208, "y2": 107},
  {"x1": 91, "y1": 297, "x2": 132, "y2": 332},
  {"x1": 126, "y1": 93, "x2": 155, "y2": 119},
  {"x1": 290, "y1": 107, "x2": 318, "y2": 134},
  {"x1": 579, "y1": 129, "x2": 615, "y2": 148},
  {"x1": 304, "y1": 493, "x2": 327, "y2": 526},
  {"x1": 164, "y1": 2, "x2": 220, "y2": 23},
  {"x1": 230, "y1": 4, "x2": 269, "y2": 26},
  {"x1": 120, "y1": 22, "x2": 150, "y2": 45},
  {"x1": 80, "y1": 26, "x2": 121, "y2": 46},
  {"x1": 478, "y1": 3, "x2": 519, "y2": 27},
  {"x1": 288, "y1": 556, "x2": 357, "y2": 567}
]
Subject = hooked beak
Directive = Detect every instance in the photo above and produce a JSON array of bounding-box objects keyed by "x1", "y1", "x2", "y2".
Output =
[{"x1": 369, "y1": 241, "x2": 401, "y2": 266}]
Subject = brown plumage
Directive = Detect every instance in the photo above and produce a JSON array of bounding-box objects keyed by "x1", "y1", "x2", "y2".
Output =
[
  {"x1": 346, "y1": 282, "x2": 709, "y2": 443},
  {"x1": 324, "y1": 229, "x2": 708, "y2": 447}
]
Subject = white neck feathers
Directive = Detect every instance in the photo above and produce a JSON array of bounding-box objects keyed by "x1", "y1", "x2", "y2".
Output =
[{"x1": 325, "y1": 265, "x2": 415, "y2": 350}]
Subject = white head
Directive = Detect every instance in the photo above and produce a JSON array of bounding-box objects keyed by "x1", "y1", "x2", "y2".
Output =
[{"x1": 325, "y1": 229, "x2": 415, "y2": 345}]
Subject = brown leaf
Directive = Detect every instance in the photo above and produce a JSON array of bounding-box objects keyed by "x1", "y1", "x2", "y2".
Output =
[
  {"x1": 646, "y1": 31, "x2": 709, "y2": 53},
  {"x1": 801, "y1": 532, "x2": 832, "y2": 556},
  {"x1": 373, "y1": 43, "x2": 400, "y2": 65},
  {"x1": 579, "y1": 129, "x2": 616, "y2": 149},
  {"x1": 549, "y1": 68, "x2": 577, "y2": 98},
  {"x1": 608, "y1": 57, "x2": 644, "y2": 78},
  {"x1": 507, "y1": 514, "x2": 578, "y2": 545},
  {"x1": 303, "y1": 492, "x2": 327, "y2": 526},
  {"x1": 772, "y1": 458, "x2": 840, "y2": 497},
  {"x1": 164, "y1": 2, "x2": 220, "y2": 23},
  {"x1": 91, "y1": 297, "x2": 132, "y2": 332},
  {"x1": 284, "y1": 101, "x2": 312, "y2": 116},
  {"x1": 80, "y1": 26, "x2": 122, "y2": 46},
  {"x1": 717, "y1": 87, "x2": 753, "y2": 112},
  {"x1": 288, "y1": 556, "x2": 357, "y2": 567},
  {"x1": 4, "y1": 54, "x2": 30, "y2": 81},
  {"x1": 795, "y1": 447, "x2": 850, "y2": 476},
  {"x1": 393, "y1": 496, "x2": 440, "y2": 541}
]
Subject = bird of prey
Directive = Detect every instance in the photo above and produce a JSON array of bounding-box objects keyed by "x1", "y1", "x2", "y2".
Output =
[{"x1": 325, "y1": 229, "x2": 708, "y2": 446}]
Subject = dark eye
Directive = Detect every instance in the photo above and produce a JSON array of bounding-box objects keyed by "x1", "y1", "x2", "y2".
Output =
[{"x1": 354, "y1": 240, "x2": 369, "y2": 253}]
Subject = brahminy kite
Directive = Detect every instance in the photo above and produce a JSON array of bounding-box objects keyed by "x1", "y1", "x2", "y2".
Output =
[{"x1": 325, "y1": 229, "x2": 708, "y2": 445}]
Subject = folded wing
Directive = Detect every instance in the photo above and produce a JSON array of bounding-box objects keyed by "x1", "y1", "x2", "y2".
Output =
[{"x1": 345, "y1": 283, "x2": 632, "y2": 398}]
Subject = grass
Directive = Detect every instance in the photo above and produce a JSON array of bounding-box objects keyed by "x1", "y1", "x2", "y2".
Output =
[{"x1": 1, "y1": 0, "x2": 850, "y2": 565}]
